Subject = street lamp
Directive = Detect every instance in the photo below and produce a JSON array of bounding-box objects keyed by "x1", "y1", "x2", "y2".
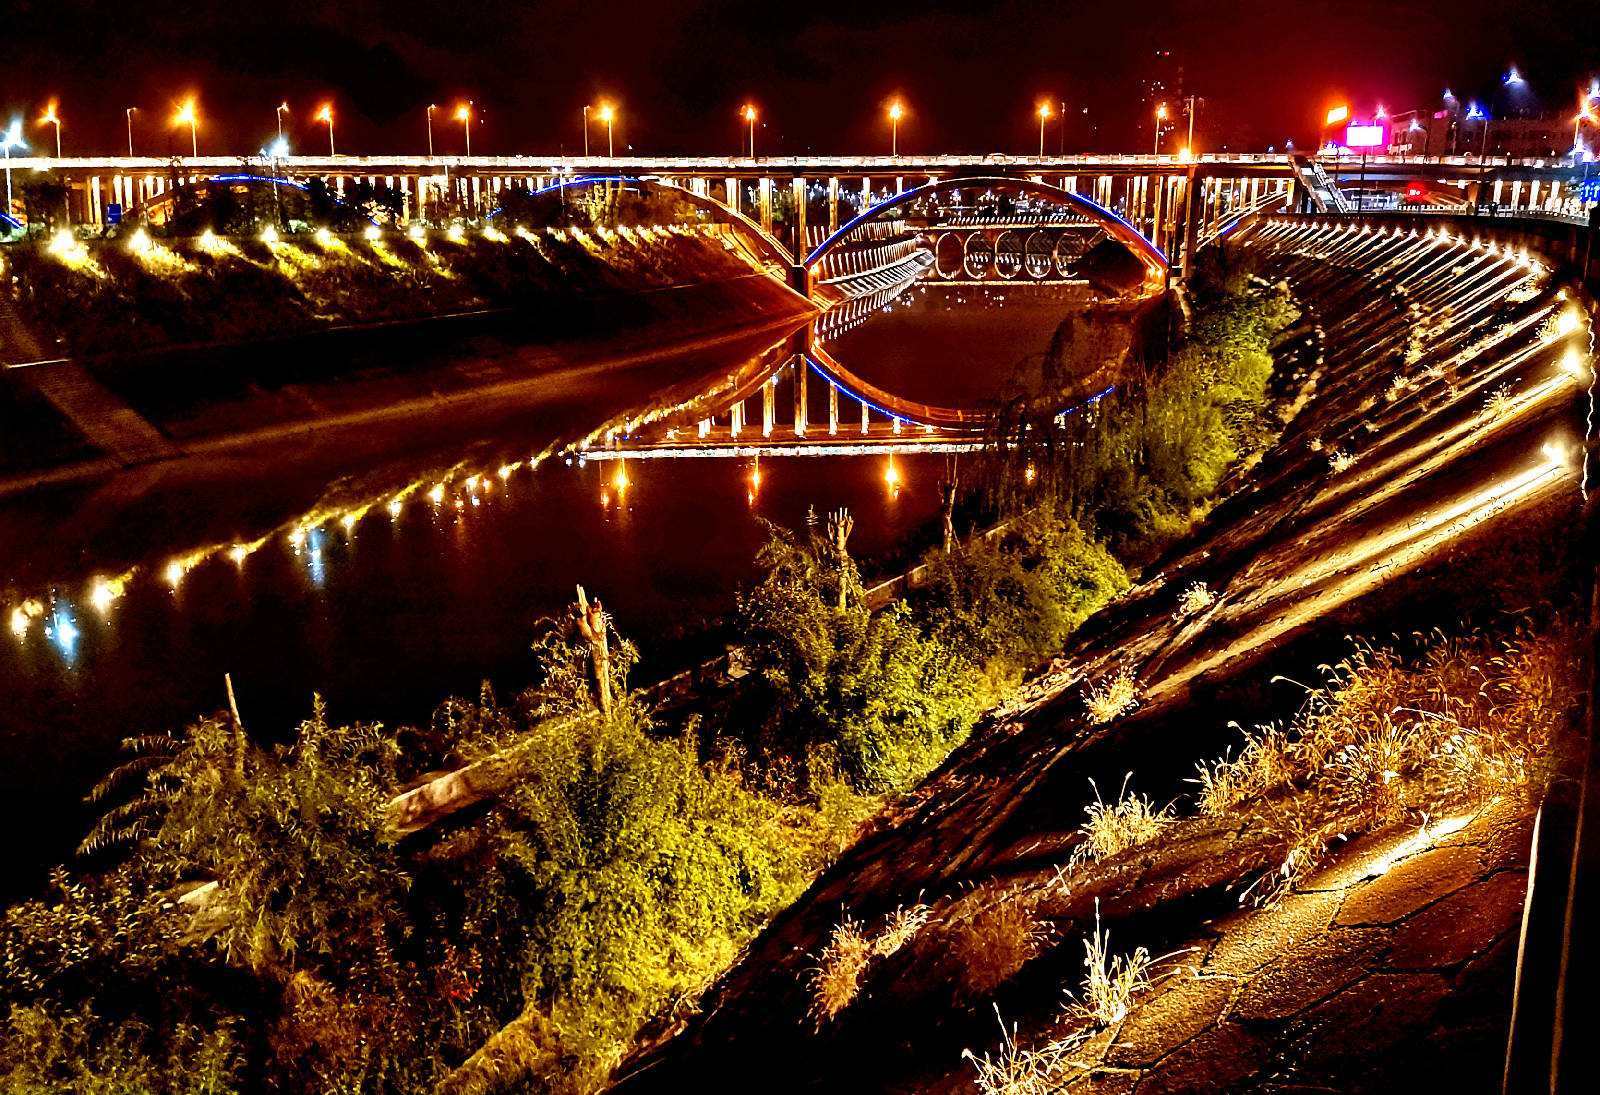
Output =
[
  {"x1": 427, "y1": 104, "x2": 436, "y2": 157},
  {"x1": 599, "y1": 104, "x2": 615, "y2": 157},
  {"x1": 2, "y1": 121, "x2": 23, "y2": 222},
  {"x1": 125, "y1": 107, "x2": 137, "y2": 157},
  {"x1": 1153, "y1": 104, "x2": 1167, "y2": 156},
  {"x1": 1037, "y1": 101, "x2": 1051, "y2": 158},
  {"x1": 316, "y1": 104, "x2": 335, "y2": 156},
  {"x1": 744, "y1": 105, "x2": 757, "y2": 158},
  {"x1": 276, "y1": 102, "x2": 289, "y2": 141},
  {"x1": 456, "y1": 102, "x2": 472, "y2": 156},
  {"x1": 889, "y1": 101, "x2": 903, "y2": 157},
  {"x1": 1574, "y1": 108, "x2": 1598, "y2": 167},
  {"x1": 582, "y1": 105, "x2": 590, "y2": 158},
  {"x1": 39, "y1": 103, "x2": 60, "y2": 159},
  {"x1": 175, "y1": 100, "x2": 198, "y2": 158}
]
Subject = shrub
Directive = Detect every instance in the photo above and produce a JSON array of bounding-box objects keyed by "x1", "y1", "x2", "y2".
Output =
[{"x1": 1072, "y1": 778, "x2": 1175, "y2": 865}]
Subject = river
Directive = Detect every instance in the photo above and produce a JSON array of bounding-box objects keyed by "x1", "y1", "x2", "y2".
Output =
[{"x1": 0, "y1": 270, "x2": 1090, "y2": 899}]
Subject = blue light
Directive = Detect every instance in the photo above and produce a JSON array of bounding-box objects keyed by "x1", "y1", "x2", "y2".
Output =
[
  {"x1": 1467, "y1": 103, "x2": 1488, "y2": 121},
  {"x1": 307, "y1": 528, "x2": 326, "y2": 588},
  {"x1": 44, "y1": 601, "x2": 80, "y2": 664}
]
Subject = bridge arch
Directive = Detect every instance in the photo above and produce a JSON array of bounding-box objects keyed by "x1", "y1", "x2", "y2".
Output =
[
  {"x1": 993, "y1": 229, "x2": 1025, "y2": 279},
  {"x1": 496, "y1": 175, "x2": 796, "y2": 270},
  {"x1": 803, "y1": 175, "x2": 1168, "y2": 290},
  {"x1": 963, "y1": 234, "x2": 994, "y2": 279}
]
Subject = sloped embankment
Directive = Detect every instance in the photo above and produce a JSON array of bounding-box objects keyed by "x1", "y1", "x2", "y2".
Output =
[{"x1": 614, "y1": 218, "x2": 1591, "y2": 1092}]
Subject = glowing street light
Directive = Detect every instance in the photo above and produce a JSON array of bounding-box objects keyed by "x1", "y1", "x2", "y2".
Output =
[
  {"x1": 39, "y1": 102, "x2": 60, "y2": 159},
  {"x1": 316, "y1": 104, "x2": 335, "y2": 156},
  {"x1": 1037, "y1": 101, "x2": 1051, "y2": 157},
  {"x1": 174, "y1": 99, "x2": 198, "y2": 157},
  {"x1": 889, "y1": 101, "x2": 904, "y2": 157},
  {"x1": 599, "y1": 104, "x2": 615, "y2": 157},
  {"x1": 456, "y1": 102, "x2": 472, "y2": 155},
  {"x1": 276, "y1": 101, "x2": 289, "y2": 141},
  {"x1": 1153, "y1": 104, "x2": 1167, "y2": 155},
  {"x1": 743, "y1": 104, "x2": 757, "y2": 158},
  {"x1": 426, "y1": 103, "x2": 436, "y2": 156},
  {"x1": 125, "y1": 106, "x2": 136, "y2": 157},
  {"x1": 582, "y1": 104, "x2": 590, "y2": 157}
]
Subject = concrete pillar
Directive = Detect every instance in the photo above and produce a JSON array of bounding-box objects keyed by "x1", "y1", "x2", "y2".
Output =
[
  {"x1": 793, "y1": 360, "x2": 808, "y2": 436},
  {"x1": 758, "y1": 177, "x2": 772, "y2": 234},
  {"x1": 731, "y1": 401, "x2": 743, "y2": 438},
  {"x1": 895, "y1": 175, "x2": 904, "y2": 195},
  {"x1": 829, "y1": 382, "x2": 839, "y2": 435},
  {"x1": 792, "y1": 177, "x2": 807, "y2": 254},
  {"x1": 863, "y1": 176, "x2": 871, "y2": 212},
  {"x1": 762, "y1": 380, "x2": 775, "y2": 436},
  {"x1": 726, "y1": 177, "x2": 738, "y2": 216},
  {"x1": 699, "y1": 418, "x2": 711, "y2": 438},
  {"x1": 829, "y1": 177, "x2": 840, "y2": 232}
]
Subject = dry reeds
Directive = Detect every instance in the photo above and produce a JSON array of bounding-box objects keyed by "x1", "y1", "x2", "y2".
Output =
[
  {"x1": 808, "y1": 916, "x2": 873, "y2": 1026},
  {"x1": 963, "y1": 1007, "x2": 1085, "y2": 1095},
  {"x1": 1174, "y1": 581, "x2": 1216, "y2": 618},
  {"x1": 954, "y1": 892, "x2": 1052, "y2": 999}
]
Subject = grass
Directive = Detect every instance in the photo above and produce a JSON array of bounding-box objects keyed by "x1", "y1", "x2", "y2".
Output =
[
  {"x1": 1174, "y1": 581, "x2": 1216, "y2": 618},
  {"x1": 1072, "y1": 777, "x2": 1175, "y2": 866},
  {"x1": 1065, "y1": 905, "x2": 1165, "y2": 1028},
  {"x1": 1084, "y1": 667, "x2": 1143, "y2": 725},
  {"x1": 808, "y1": 916, "x2": 874, "y2": 1027},
  {"x1": 954, "y1": 894, "x2": 1052, "y2": 999},
  {"x1": 963, "y1": 1008, "x2": 1085, "y2": 1095}
]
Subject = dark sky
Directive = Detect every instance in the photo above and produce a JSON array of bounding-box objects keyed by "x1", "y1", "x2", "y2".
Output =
[{"x1": 2, "y1": 0, "x2": 1596, "y2": 159}]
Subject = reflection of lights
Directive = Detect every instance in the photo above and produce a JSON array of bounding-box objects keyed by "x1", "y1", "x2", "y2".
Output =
[
  {"x1": 429, "y1": 483, "x2": 445, "y2": 503},
  {"x1": 387, "y1": 499, "x2": 403, "y2": 517},
  {"x1": 1562, "y1": 349, "x2": 1589, "y2": 379},
  {"x1": 447, "y1": 224, "x2": 465, "y2": 242},
  {"x1": 288, "y1": 527, "x2": 307, "y2": 547},
  {"x1": 10, "y1": 599, "x2": 43, "y2": 639},
  {"x1": 1024, "y1": 464, "x2": 1036, "y2": 483},
  {"x1": 885, "y1": 455, "x2": 901, "y2": 492},
  {"x1": 305, "y1": 528, "x2": 326, "y2": 588},
  {"x1": 613, "y1": 463, "x2": 630, "y2": 491},
  {"x1": 89, "y1": 577, "x2": 124, "y2": 611},
  {"x1": 165, "y1": 562, "x2": 185, "y2": 587},
  {"x1": 228, "y1": 544, "x2": 249, "y2": 563},
  {"x1": 45, "y1": 603, "x2": 80, "y2": 662},
  {"x1": 341, "y1": 513, "x2": 357, "y2": 530},
  {"x1": 498, "y1": 462, "x2": 517, "y2": 480},
  {"x1": 1557, "y1": 311, "x2": 1580, "y2": 337},
  {"x1": 261, "y1": 225, "x2": 279, "y2": 243},
  {"x1": 409, "y1": 225, "x2": 425, "y2": 243},
  {"x1": 366, "y1": 225, "x2": 381, "y2": 241},
  {"x1": 464, "y1": 475, "x2": 479, "y2": 491}
]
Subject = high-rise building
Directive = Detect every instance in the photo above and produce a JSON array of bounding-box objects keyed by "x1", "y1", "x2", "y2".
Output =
[{"x1": 1142, "y1": 49, "x2": 1183, "y2": 148}]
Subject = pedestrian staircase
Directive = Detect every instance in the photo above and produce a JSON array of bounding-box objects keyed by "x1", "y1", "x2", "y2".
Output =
[
  {"x1": 1291, "y1": 156, "x2": 1352, "y2": 214},
  {"x1": 23, "y1": 362, "x2": 177, "y2": 466}
]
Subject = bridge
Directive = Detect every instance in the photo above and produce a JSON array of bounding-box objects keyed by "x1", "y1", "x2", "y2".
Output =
[{"x1": 1, "y1": 151, "x2": 1315, "y2": 273}]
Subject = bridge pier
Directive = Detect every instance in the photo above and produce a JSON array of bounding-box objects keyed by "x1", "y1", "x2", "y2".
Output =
[
  {"x1": 762, "y1": 379, "x2": 775, "y2": 436},
  {"x1": 758, "y1": 177, "x2": 773, "y2": 235},
  {"x1": 829, "y1": 382, "x2": 839, "y2": 435},
  {"x1": 792, "y1": 177, "x2": 807, "y2": 256},
  {"x1": 829, "y1": 177, "x2": 840, "y2": 233},
  {"x1": 793, "y1": 360, "x2": 808, "y2": 437}
]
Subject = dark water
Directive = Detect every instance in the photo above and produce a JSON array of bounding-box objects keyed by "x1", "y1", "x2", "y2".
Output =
[
  {"x1": 824, "y1": 282, "x2": 1092, "y2": 409},
  {"x1": 0, "y1": 275, "x2": 1078, "y2": 899}
]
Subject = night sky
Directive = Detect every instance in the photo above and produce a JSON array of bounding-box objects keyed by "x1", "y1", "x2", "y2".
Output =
[{"x1": 2, "y1": 0, "x2": 1597, "y2": 159}]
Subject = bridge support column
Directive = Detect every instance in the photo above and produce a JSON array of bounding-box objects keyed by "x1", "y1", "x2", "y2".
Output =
[
  {"x1": 829, "y1": 177, "x2": 839, "y2": 232},
  {"x1": 731, "y1": 401, "x2": 744, "y2": 438},
  {"x1": 1179, "y1": 165, "x2": 1200, "y2": 279},
  {"x1": 793, "y1": 359, "x2": 808, "y2": 437},
  {"x1": 862, "y1": 176, "x2": 871, "y2": 212},
  {"x1": 789, "y1": 264, "x2": 811, "y2": 296},
  {"x1": 861, "y1": 397, "x2": 869, "y2": 435},
  {"x1": 759, "y1": 177, "x2": 773, "y2": 235},
  {"x1": 762, "y1": 380, "x2": 775, "y2": 437},
  {"x1": 829, "y1": 382, "x2": 839, "y2": 435},
  {"x1": 792, "y1": 177, "x2": 807, "y2": 255},
  {"x1": 726, "y1": 178, "x2": 739, "y2": 216}
]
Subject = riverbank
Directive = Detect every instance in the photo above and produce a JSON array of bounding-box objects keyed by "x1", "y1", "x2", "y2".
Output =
[{"x1": 0, "y1": 271, "x2": 815, "y2": 499}]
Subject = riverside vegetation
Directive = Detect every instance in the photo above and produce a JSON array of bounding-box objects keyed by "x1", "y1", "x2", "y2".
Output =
[{"x1": 0, "y1": 251, "x2": 1301, "y2": 1093}]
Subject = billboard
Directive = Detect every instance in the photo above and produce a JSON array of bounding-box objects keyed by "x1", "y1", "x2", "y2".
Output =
[{"x1": 1346, "y1": 124, "x2": 1386, "y2": 148}]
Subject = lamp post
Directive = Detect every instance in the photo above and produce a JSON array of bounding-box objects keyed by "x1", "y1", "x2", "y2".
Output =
[
  {"x1": 39, "y1": 104, "x2": 60, "y2": 159},
  {"x1": 744, "y1": 105, "x2": 757, "y2": 158},
  {"x1": 1573, "y1": 103, "x2": 1597, "y2": 168},
  {"x1": 889, "y1": 101, "x2": 903, "y2": 157},
  {"x1": 1037, "y1": 101, "x2": 1050, "y2": 158},
  {"x1": 1153, "y1": 104, "x2": 1166, "y2": 156},
  {"x1": 427, "y1": 104, "x2": 435, "y2": 157},
  {"x1": 582, "y1": 105, "x2": 590, "y2": 158},
  {"x1": 2, "y1": 121, "x2": 23, "y2": 223},
  {"x1": 316, "y1": 105, "x2": 335, "y2": 156},
  {"x1": 175, "y1": 100, "x2": 198, "y2": 158},
  {"x1": 276, "y1": 102, "x2": 288, "y2": 142},
  {"x1": 126, "y1": 107, "x2": 136, "y2": 157},
  {"x1": 599, "y1": 105, "x2": 614, "y2": 157},
  {"x1": 456, "y1": 102, "x2": 472, "y2": 156}
]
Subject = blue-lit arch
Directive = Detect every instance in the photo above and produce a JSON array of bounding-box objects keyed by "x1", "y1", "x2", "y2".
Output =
[{"x1": 803, "y1": 175, "x2": 1168, "y2": 283}]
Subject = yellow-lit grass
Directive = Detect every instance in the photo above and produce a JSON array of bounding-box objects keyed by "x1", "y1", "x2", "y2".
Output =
[
  {"x1": 872, "y1": 902, "x2": 932, "y2": 958},
  {"x1": 1066, "y1": 910, "x2": 1161, "y2": 1028},
  {"x1": 1173, "y1": 581, "x2": 1216, "y2": 618},
  {"x1": 963, "y1": 1008, "x2": 1085, "y2": 1095},
  {"x1": 1072, "y1": 777, "x2": 1174, "y2": 866},
  {"x1": 808, "y1": 916, "x2": 873, "y2": 1026},
  {"x1": 1084, "y1": 667, "x2": 1142, "y2": 724},
  {"x1": 953, "y1": 893, "x2": 1052, "y2": 1000},
  {"x1": 1482, "y1": 384, "x2": 1516, "y2": 420}
]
